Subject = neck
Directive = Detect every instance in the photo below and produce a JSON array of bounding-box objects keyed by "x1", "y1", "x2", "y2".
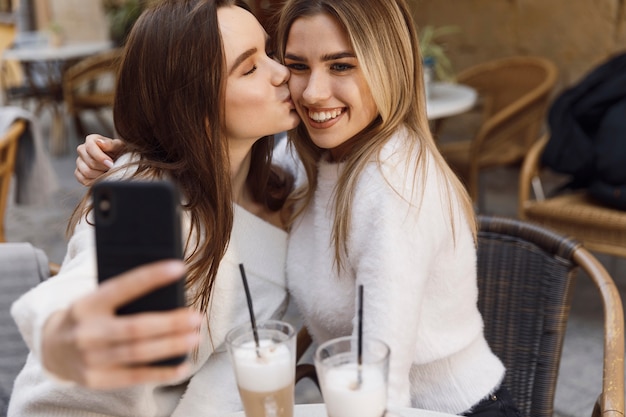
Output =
[{"x1": 230, "y1": 140, "x2": 254, "y2": 207}]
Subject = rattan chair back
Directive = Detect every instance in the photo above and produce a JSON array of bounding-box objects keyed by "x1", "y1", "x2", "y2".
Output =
[
  {"x1": 439, "y1": 56, "x2": 558, "y2": 203},
  {"x1": 477, "y1": 215, "x2": 624, "y2": 417},
  {"x1": 63, "y1": 48, "x2": 122, "y2": 138},
  {"x1": 0, "y1": 23, "x2": 25, "y2": 101},
  {"x1": 519, "y1": 135, "x2": 626, "y2": 258},
  {"x1": 0, "y1": 120, "x2": 26, "y2": 242}
]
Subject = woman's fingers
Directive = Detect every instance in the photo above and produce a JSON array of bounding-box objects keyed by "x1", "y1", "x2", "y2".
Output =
[
  {"x1": 74, "y1": 158, "x2": 105, "y2": 186},
  {"x1": 75, "y1": 134, "x2": 127, "y2": 185},
  {"x1": 81, "y1": 324, "x2": 200, "y2": 367},
  {"x1": 40, "y1": 261, "x2": 201, "y2": 387},
  {"x1": 79, "y1": 134, "x2": 115, "y2": 169},
  {"x1": 68, "y1": 260, "x2": 197, "y2": 350},
  {"x1": 76, "y1": 260, "x2": 186, "y2": 315},
  {"x1": 74, "y1": 307, "x2": 202, "y2": 348},
  {"x1": 104, "y1": 138, "x2": 127, "y2": 159},
  {"x1": 84, "y1": 135, "x2": 126, "y2": 161},
  {"x1": 75, "y1": 137, "x2": 111, "y2": 186},
  {"x1": 78, "y1": 361, "x2": 192, "y2": 390}
]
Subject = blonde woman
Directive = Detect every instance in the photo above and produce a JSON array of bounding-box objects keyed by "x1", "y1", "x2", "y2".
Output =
[{"x1": 275, "y1": 0, "x2": 519, "y2": 416}]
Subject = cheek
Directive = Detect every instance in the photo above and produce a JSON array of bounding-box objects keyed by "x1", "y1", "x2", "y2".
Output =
[
  {"x1": 227, "y1": 85, "x2": 262, "y2": 111},
  {"x1": 224, "y1": 90, "x2": 259, "y2": 138},
  {"x1": 224, "y1": 85, "x2": 287, "y2": 139},
  {"x1": 225, "y1": 86, "x2": 264, "y2": 124},
  {"x1": 288, "y1": 77, "x2": 309, "y2": 121},
  {"x1": 288, "y1": 76, "x2": 306, "y2": 101},
  {"x1": 359, "y1": 85, "x2": 378, "y2": 123}
]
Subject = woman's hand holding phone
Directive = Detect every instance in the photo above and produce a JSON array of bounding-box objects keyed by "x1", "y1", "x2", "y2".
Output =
[{"x1": 40, "y1": 261, "x2": 202, "y2": 390}]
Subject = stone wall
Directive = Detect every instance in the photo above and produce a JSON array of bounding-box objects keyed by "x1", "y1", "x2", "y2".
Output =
[{"x1": 408, "y1": 0, "x2": 626, "y2": 93}]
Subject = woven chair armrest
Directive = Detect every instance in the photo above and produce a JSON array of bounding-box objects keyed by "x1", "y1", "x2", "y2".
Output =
[{"x1": 574, "y1": 248, "x2": 625, "y2": 417}]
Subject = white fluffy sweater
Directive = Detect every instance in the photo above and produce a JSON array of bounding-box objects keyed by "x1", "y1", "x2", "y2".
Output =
[
  {"x1": 286, "y1": 128, "x2": 505, "y2": 414},
  {"x1": 9, "y1": 162, "x2": 289, "y2": 416}
]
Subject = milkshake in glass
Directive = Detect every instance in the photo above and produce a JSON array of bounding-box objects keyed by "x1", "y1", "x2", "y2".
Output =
[
  {"x1": 315, "y1": 336, "x2": 390, "y2": 417},
  {"x1": 226, "y1": 320, "x2": 296, "y2": 417}
]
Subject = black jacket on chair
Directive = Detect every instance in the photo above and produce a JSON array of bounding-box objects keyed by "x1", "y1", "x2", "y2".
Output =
[{"x1": 543, "y1": 52, "x2": 626, "y2": 210}]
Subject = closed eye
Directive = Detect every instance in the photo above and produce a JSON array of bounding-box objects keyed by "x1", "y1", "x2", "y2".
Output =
[{"x1": 243, "y1": 65, "x2": 257, "y2": 76}]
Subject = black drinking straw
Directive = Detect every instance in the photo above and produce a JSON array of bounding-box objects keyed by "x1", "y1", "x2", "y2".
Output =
[
  {"x1": 239, "y1": 263, "x2": 261, "y2": 357},
  {"x1": 357, "y1": 284, "x2": 364, "y2": 387}
]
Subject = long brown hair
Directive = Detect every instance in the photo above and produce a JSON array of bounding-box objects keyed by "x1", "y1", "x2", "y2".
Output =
[
  {"x1": 69, "y1": 0, "x2": 292, "y2": 316},
  {"x1": 276, "y1": 0, "x2": 476, "y2": 270}
]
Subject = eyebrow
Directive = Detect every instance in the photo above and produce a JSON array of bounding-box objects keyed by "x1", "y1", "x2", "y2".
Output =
[
  {"x1": 229, "y1": 47, "x2": 257, "y2": 75},
  {"x1": 284, "y1": 51, "x2": 356, "y2": 62}
]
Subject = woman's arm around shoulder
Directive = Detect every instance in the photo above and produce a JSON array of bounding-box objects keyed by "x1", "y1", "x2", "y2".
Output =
[{"x1": 75, "y1": 134, "x2": 126, "y2": 186}]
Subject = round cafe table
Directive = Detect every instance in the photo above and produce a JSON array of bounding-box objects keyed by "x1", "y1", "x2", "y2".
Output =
[
  {"x1": 426, "y1": 81, "x2": 477, "y2": 120},
  {"x1": 226, "y1": 403, "x2": 459, "y2": 417},
  {"x1": 2, "y1": 35, "x2": 113, "y2": 155}
]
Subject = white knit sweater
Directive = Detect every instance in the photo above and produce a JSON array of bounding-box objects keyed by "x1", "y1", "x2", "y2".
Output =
[
  {"x1": 286, "y1": 128, "x2": 505, "y2": 414},
  {"x1": 9, "y1": 162, "x2": 289, "y2": 417}
]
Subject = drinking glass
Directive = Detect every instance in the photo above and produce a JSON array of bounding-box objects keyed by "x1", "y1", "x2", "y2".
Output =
[
  {"x1": 226, "y1": 320, "x2": 296, "y2": 417},
  {"x1": 314, "y1": 336, "x2": 390, "y2": 417}
]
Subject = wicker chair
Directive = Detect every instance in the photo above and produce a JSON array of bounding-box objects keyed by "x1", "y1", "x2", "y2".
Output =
[
  {"x1": 437, "y1": 56, "x2": 558, "y2": 204},
  {"x1": 0, "y1": 23, "x2": 27, "y2": 106},
  {"x1": 477, "y1": 215, "x2": 624, "y2": 417},
  {"x1": 295, "y1": 215, "x2": 625, "y2": 417},
  {"x1": 519, "y1": 135, "x2": 626, "y2": 258},
  {"x1": 0, "y1": 119, "x2": 26, "y2": 242},
  {"x1": 63, "y1": 48, "x2": 122, "y2": 139}
]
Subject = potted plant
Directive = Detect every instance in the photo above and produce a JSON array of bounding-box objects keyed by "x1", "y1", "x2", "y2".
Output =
[
  {"x1": 419, "y1": 25, "x2": 460, "y2": 84},
  {"x1": 47, "y1": 21, "x2": 64, "y2": 47},
  {"x1": 104, "y1": 0, "x2": 145, "y2": 46}
]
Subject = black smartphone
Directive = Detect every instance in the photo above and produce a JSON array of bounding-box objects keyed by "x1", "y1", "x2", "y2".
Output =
[{"x1": 93, "y1": 180, "x2": 186, "y2": 366}]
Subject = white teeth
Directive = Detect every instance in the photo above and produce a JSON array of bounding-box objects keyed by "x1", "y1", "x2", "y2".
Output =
[{"x1": 309, "y1": 109, "x2": 342, "y2": 123}]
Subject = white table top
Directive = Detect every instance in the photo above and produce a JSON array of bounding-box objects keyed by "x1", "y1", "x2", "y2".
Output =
[
  {"x1": 3, "y1": 39, "x2": 112, "y2": 62},
  {"x1": 426, "y1": 82, "x2": 477, "y2": 120},
  {"x1": 226, "y1": 403, "x2": 458, "y2": 417}
]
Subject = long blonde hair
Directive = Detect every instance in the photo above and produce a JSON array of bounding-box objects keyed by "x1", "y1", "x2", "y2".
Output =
[{"x1": 275, "y1": 0, "x2": 476, "y2": 270}]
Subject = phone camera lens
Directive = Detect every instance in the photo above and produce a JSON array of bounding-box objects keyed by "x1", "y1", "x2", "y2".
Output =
[{"x1": 99, "y1": 198, "x2": 111, "y2": 217}]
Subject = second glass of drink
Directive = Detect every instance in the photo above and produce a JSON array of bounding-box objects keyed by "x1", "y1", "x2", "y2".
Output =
[{"x1": 314, "y1": 335, "x2": 390, "y2": 417}]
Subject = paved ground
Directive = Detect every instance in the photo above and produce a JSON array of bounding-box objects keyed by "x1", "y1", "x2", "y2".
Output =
[{"x1": 3, "y1": 111, "x2": 626, "y2": 417}]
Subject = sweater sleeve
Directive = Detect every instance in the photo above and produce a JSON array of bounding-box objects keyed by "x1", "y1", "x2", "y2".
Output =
[
  {"x1": 11, "y1": 153, "x2": 142, "y2": 362},
  {"x1": 10, "y1": 214, "x2": 98, "y2": 366},
  {"x1": 346, "y1": 151, "x2": 472, "y2": 407}
]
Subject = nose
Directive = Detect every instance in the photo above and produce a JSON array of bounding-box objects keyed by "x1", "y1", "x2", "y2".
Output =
[
  {"x1": 270, "y1": 58, "x2": 290, "y2": 86},
  {"x1": 301, "y1": 70, "x2": 330, "y2": 104}
]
